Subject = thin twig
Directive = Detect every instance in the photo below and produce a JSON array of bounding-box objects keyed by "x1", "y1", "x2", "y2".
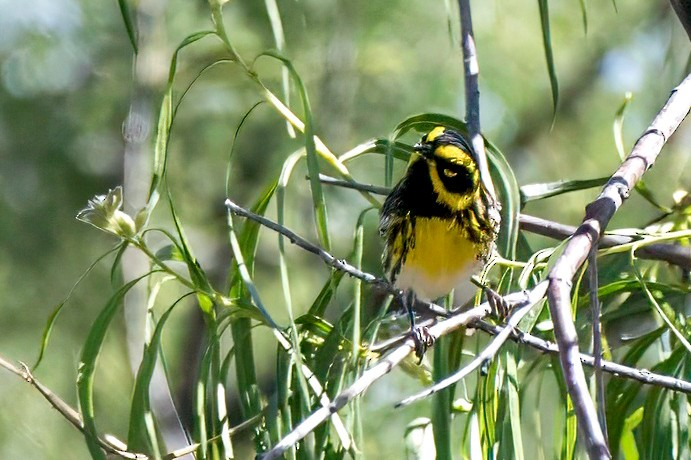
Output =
[
  {"x1": 314, "y1": 174, "x2": 691, "y2": 269},
  {"x1": 396, "y1": 282, "x2": 548, "y2": 407},
  {"x1": 545, "y1": 73, "x2": 691, "y2": 459},
  {"x1": 316, "y1": 174, "x2": 390, "y2": 196},
  {"x1": 225, "y1": 198, "x2": 450, "y2": 319},
  {"x1": 472, "y1": 320, "x2": 691, "y2": 394},
  {"x1": 260, "y1": 289, "x2": 546, "y2": 460},
  {"x1": 458, "y1": 0, "x2": 497, "y2": 204},
  {"x1": 0, "y1": 356, "x2": 147, "y2": 459}
]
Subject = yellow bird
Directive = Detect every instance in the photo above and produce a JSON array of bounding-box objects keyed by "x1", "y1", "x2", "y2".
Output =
[{"x1": 379, "y1": 126, "x2": 500, "y2": 357}]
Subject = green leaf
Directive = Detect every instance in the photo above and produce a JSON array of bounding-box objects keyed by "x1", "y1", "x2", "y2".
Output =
[
  {"x1": 537, "y1": 0, "x2": 559, "y2": 118},
  {"x1": 498, "y1": 347, "x2": 524, "y2": 460},
  {"x1": 520, "y1": 177, "x2": 609, "y2": 204},
  {"x1": 127, "y1": 293, "x2": 193, "y2": 455},
  {"x1": 116, "y1": 0, "x2": 138, "y2": 54},
  {"x1": 619, "y1": 407, "x2": 643, "y2": 460},
  {"x1": 258, "y1": 50, "x2": 331, "y2": 251},
  {"x1": 33, "y1": 244, "x2": 123, "y2": 370},
  {"x1": 579, "y1": 0, "x2": 588, "y2": 34},
  {"x1": 77, "y1": 273, "x2": 154, "y2": 460},
  {"x1": 613, "y1": 92, "x2": 633, "y2": 161},
  {"x1": 155, "y1": 244, "x2": 185, "y2": 262},
  {"x1": 339, "y1": 138, "x2": 413, "y2": 164},
  {"x1": 641, "y1": 348, "x2": 686, "y2": 459},
  {"x1": 431, "y1": 335, "x2": 452, "y2": 460},
  {"x1": 142, "y1": 31, "x2": 216, "y2": 226},
  {"x1": 167, "y1": 188, "x2": 214, "y2": 315},
  {"x1": 264, "y1": 0, "x2": 294, "y2": 137}
]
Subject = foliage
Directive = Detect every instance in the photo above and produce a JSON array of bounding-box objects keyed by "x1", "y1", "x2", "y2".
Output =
[{"x1": 1, "y1": 1, "x2": 690, "y2": 459}]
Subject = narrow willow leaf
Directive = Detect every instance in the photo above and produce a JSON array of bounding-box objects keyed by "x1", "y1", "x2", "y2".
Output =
[
  {"x1": 606, "y1": 327, "x2": 664, "y2": 458},
  {"x1": 259, "y1": 51, "x2": 331, "y2": 251},
  {"x1": 500, "y1": 348, "x2": 524, "y2": 460},
  {"x1": 431, "y1": 335, "x2": 452, "y2": 460},
  {"x1": 537, "y1": 0, "x2": 559, "y2": 117},
  {"x1": 620, "y1": 407, "x2": 643, "y2": 460},
  {"x1": 613, "y1": 92, "x2": 633, "y2": 161},
  {"x1": 641, "y1": 348, "x2": 685, "y2": 459},
  {"x1": 117, "y1": 0, "x2": 138, "y2": 54},
  {"x1": 142, "y1": 31, "x2": 215, "y2": 225},
  {"x1": 338, "y1": 138, "x2": 413, "y2": 164},
  {"x1": 520, "y1": 177, "x2": 609, "y2": 204},
  {"x1": 154, "y1": 244, "x2": 185, "y2": 262},
  {"x1": 579, "y1": 0, "x2": 588, "y2": 34},
  {"x1": 127, "y1": 293, "x2": 193, "y2": 455},
  {"x1": 33, "y1": 244, "x2": 123, "y2": 370},
  {"x1": 226, "y1": 183, "x2": 277, "y2": 453},
  {"x1": 77, "y1": 273, "x2": 154, "y2": 460},
  {"x1": 167, "y1": 188, "x2": 214, "y2": 314},
  {"x1": 264, "y1": 0, "x2": 294, "y2": 137},
  {"x1": 225, "y1": 101, "x2": 266, "y2": 197}
]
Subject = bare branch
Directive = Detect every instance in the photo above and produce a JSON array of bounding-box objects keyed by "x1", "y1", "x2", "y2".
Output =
[
  {"x1": 588, "y1": 247, "x2": 607, "y2": 442},
  {"x1": 458, "y1": 0, "x2": 499, "y2": 217},
  {"x1": 473, "y1": 320, "x2": 691, "y2": 394},
  {"x1": 225, "y1": 198, "x2": 450, "y2": 319},
  {"x1": 0, "y1": 356, "x2": 147, "y2": 459},
  {"x1": 519, "y1": 214, "x2": 691, "y2": 269},
  {"x1": 260, "y1": 287, "x2": 548, "y2": 460},
  {"x1": 545, "y1": 73, "x2": 691, "y2": 459},
  {"x1": 396, "y1": 282, "x2": 548, "y2": 407},
  {"x1": 313, "y1": 175, "x2": 691, "y2": 269}
]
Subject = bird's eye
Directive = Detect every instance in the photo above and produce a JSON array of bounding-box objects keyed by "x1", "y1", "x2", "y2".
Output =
[{"x1": 443, "y1": 168, "x2": 457, "y2": 178}]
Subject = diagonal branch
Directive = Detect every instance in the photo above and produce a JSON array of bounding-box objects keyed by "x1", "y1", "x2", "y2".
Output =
[
  {"x1": 545, "y1": 73, "x2": 691, "y2": 459},
  {"x1": 0, "y1": 356, "x2": 147, "y2": 459},
  {"x1": 259, "y1": 287, "x2": 545, "y2": 460},
  {"x1": 396, "y1": 282, "x2": 547, "y2": 407}
]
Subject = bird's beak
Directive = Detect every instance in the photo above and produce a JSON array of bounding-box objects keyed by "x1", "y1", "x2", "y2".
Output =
[{"x1": 414, "y1": 142, "x2": 433, "y2": 158}]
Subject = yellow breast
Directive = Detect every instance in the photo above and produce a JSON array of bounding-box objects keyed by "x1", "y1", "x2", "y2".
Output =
[{"x1": 395, "y1": 217, "x2": 481, "y2": 301}]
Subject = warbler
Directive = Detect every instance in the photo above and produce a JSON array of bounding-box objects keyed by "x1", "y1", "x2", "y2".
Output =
[{"x1": 379, "y1": 126, "x2": 500, "y2": 357}]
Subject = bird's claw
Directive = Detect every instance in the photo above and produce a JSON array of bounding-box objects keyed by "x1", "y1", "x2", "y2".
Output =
[{"x1": 412, "y1": 326, "x2": 435, "y2": 363}]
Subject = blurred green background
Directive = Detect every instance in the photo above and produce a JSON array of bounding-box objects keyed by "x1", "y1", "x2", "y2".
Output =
[{"x1": 0, "y1": 0, "x2": 689, "y2": 458}]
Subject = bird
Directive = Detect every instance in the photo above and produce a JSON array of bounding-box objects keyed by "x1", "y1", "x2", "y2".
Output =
[{"x1": 379, "y1": 126, "x2": 500, "y2": 359}]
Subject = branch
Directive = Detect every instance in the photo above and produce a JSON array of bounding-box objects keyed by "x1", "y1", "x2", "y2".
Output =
[
  {"x1": 314, "y1": 175, "x2": 691, "y2": 269},
  {"x1": 458, "y1": 0, "x2": 498, "y2": 205},
  {"x1": 225, "y1": 198, "x2": 449, "y2": 318},
  {"x1": 519, "y1": 214, "x2": 691, "y2": 269},
  {"x1": 545, "y1": 73, "x2": 691, "y2": 459},
  {"x1": 260, "y1": 287, "x2": 548, "y2": 460},
  {"x1": 396, "y1": 282, "x2": 548, "y2": 407},
  {"x1": 0, "y1": 355, "x2": 147, "y2": 459},
  {"x1": 472, "y1": 320, "x2": 691, "y2": 393}
]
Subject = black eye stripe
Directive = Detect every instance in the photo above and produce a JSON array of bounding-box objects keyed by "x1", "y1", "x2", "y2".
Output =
[{"x1": 434, "y1": 160, "x2": 475, "y2": 194}]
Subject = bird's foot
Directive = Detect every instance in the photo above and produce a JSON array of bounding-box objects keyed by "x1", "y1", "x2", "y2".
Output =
[{"x1": 412, "y1": 325, "x2": 435, "y2": 363}]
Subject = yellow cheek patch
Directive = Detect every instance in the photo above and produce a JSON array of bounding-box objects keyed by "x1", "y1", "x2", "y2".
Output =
[{"x1": 428, "y1": 163, "x2": 478, "y2": 211}]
